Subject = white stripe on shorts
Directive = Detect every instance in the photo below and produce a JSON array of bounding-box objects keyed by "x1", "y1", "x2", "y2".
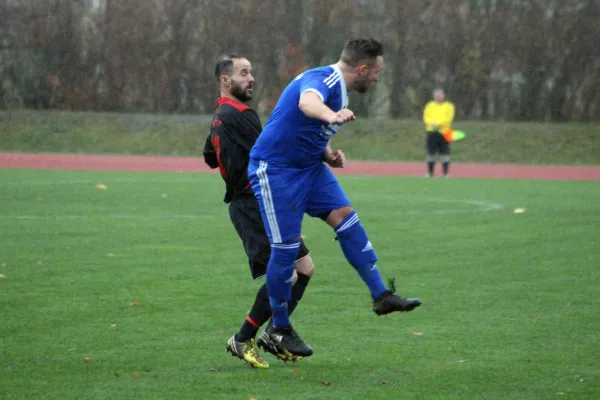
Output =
[{"x1": 256, "y1": 161, "x2": 282, "y2": 243}]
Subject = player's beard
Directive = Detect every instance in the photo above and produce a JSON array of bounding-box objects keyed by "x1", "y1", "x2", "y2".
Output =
[
  {"x1": 355, "y1": 77, "x2": 372, "y2": 94},
  {"x1": 231, "y1": 80, "x2": 253, "y2": 102}
]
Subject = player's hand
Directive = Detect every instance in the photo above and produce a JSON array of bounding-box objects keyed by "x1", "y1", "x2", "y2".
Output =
[
  {"x1": 329, "y1": 109, "x2": 356, "y2": 125},
  {"x1": 324, "y1": 149, "x2": 345, "y2": 168}
]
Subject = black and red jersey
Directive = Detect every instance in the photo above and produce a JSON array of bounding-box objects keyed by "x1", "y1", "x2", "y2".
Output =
[{"x1": 203, "y1": 97, "x2": 262, "y2": 203}]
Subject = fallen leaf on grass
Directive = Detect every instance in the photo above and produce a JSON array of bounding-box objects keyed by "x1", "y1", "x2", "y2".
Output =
[
  {"x1": 84, "y1": 358, "x2": 90, "y2": 364},
  {"x1": 218, "y1": 328, "x2": 224, "y2": 333},
  {"x1": 110, "y1": 324, "x2": 117, "y2": 329},
  {"x1": 208, "y1": 368, "x2": 218, "y2": 372},
  {"x1": 380, "y1": 380, "x2": 388, "y2": 385},
  {"x1": 0, "y1": 274, "x2": 5, "y2": 279},
  {"x1": 291, "y1": 369, "x2": 297, "y2": 374},
  {"x1": 411, "y1": 332, "x2": 424, "y2": 336},
  {"x1": 513, "y1": 208, "x2": 526, "y2": 214},
  {"x1": 1, "y1": 263, "x2": 6, "y2": 267},
  {"x1": 95, "y1": 184, "x2": 107, "y2": 190},
  {"x1": 114, "y1": 372, "x2": 120, "y2": 378},
  {"x1": 556, "y1": 393, "x2": 565, "y2": 396},
  {"x1": 130, "y1": 372, "x2": 140, "y2": 377},
  {"x1": 458, "y1": 359, "x2": 468, "y2": 363},
  {"x1": 36, "y1": 260, "x2": 44, "y2": 265},
  {"x1": 129, "y1": 301, "x2": 139, "y2": 307},
  {"x1": 161, "y1": 193, "x2": 168, "y2": 198},
  {"x1": 106, "y1": 253, "x2": 116, "y2": 257},
  {"x1": 249, "y1": 397, "x2": 256, "y2": 400},
  {"x1": 320, "y1": 381, "x2": 331, "y2": 386}
]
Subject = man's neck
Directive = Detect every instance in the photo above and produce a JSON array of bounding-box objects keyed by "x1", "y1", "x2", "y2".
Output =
[
  {"x1": 220, "y1": 91, "x2": 245, "y2": 104},
  {"x1": 335, "y1": 61, "x2": 355, "y2": 92}
]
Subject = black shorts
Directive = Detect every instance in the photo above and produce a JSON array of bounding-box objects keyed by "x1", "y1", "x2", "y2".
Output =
[
  {"x1": 426, "y1": 131, "x2": 450, "y2": 155},
  {"x1": 228, "y1": 194, "x2": 310, "y2": 280}
]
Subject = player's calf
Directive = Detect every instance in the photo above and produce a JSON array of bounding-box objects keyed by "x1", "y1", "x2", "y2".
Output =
[
  {"x1": 329, "y1": 208, "x2": 388, "y2": 299},
  {"x1": 266, "y1": 242, "x2": 300, "y2": 328}
]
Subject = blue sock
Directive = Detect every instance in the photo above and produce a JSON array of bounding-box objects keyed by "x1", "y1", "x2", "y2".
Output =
[
  {"x1": 335, "y1": 211, "x2": 388, "y2": 299},
  {"x1": 266, "y1": 243, "x2": 299, "y2": 328}
]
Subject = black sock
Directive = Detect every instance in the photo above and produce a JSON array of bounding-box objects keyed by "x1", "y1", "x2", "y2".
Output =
[
  {"x1": 236, "y1": 283, "x2": 270, "y2": 342},
  {"x1": 427, "y1": 161, "x2": 435, "y2": 176},
  {"x1": 267, "y1": 272, "x2": 311, "y2": 330},
  {"x1": 288, "y1": 273, "x2": 311, "y2": 315},
  {"x1": 442, "y1": 161, "x2": 450, "y2": 175}
]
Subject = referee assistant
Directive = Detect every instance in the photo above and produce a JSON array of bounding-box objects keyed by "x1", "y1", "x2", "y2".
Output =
[{"x1": 423, "y1": 88, "x2": 455, "y2": 178}]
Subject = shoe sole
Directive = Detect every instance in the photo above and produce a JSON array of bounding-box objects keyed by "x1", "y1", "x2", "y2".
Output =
[
  {"x1": 256, "y1": 333, "x2": 305, "y2": 362},
  {"x1": 373, "y1": 299, "x2": 422, "y2": 315},
  {"x1": 225, "y1": 341, "x2": 269, "y2": 369}
]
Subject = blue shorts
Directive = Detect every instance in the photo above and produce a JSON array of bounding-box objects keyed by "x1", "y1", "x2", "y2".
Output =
[{"x1": 248, "y1": 160, "x2": 351, "y2": 244}]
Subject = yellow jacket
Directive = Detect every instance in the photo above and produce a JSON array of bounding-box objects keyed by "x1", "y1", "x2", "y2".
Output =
[{"x1": 423, "y1": 101, "x2": 455, "y2": 132}]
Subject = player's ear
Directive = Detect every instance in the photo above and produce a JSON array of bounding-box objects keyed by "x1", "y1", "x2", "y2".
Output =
[
  {"x1": 220, "y1": 75, "x2": 230, "y2": 87},
  {"x1": 357, "y1": 64, "x2": 368, "y2": 76}
]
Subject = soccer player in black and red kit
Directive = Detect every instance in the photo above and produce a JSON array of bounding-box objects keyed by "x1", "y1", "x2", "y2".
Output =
[{"x1": 203, "y1": 55, "x2": 315, "y2": 368}]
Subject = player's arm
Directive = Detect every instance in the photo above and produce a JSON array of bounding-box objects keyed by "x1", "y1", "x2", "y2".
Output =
[
  {"x1": 298, "y1": 75, "x2": 355, "y2": 125},
  {"x1": 299, "y1": 91, "x2": 338, "y2": 123},
  {"x1": 322, "y1": 141, "x2": 345, "y2": 168},
  {"x1": 203, "y1": 133, "x2": 219, "y2": 169}
]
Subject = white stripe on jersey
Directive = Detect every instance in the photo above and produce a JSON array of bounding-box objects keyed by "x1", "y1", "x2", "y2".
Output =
[
  {"x1": 326, "y1": 76, "x2": 341, "y2": 88},
  {"x1": 323, "y1": 71, "x2": 337, "y2": 86}
]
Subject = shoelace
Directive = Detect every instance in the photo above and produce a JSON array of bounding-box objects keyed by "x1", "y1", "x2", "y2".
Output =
[
  {"x1": 244, "y1": 340, "x2": 262, "y2": 360},
  {"x1": 288, "y1": 330, "x2": 305, "y2": 344},
  {"x1": 388, "y1": 277, "x2": 396, "y2": 294}
]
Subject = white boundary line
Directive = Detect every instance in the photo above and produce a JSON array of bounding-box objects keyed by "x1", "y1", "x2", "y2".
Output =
[
  {"x1": 0, "y1": 199, "x2": 503, "y2": 220},
  {"x1": 2, "y1": 179, "x2": 504, "y2": 219}
]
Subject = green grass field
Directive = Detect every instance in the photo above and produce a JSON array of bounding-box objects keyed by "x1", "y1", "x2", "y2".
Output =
[
  {"x1": 1, "y1": 110, "x2": 599, "y2": 165},
  {"x1": 1, "y1": 169, "x2": 599, "y2": 400}
]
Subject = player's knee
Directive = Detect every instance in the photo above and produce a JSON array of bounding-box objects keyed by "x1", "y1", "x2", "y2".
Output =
[
  {"x1": 295, "y1": 254, "x2": 315, "y2": 278},
  {"x1": 290, "y1": 270, "x2": 299, "y2": 285},
  {"x1": 442, "y1": 155, "x2": 451, "y2": 162},
  {"x1": 326, "y1": 206, "x2": 354, "y2": 228},
  {"x1": 270, "y1": 242, "x2": 301, "y2": 265},
  {"x1": 426, "y1": 154, "x2": 436, "y2": 162}
]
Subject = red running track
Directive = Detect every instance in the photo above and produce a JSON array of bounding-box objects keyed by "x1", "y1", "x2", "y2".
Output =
[{"x1": 1, "y1": 152, "x2": 599, "y2": 181}]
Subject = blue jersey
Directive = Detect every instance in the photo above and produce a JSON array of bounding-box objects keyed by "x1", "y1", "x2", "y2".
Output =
[{"x1": 250, "y1": 64, "x2": 348, "y2": 168}]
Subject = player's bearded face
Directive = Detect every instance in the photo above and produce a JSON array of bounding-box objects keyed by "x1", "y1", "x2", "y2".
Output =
[
  {"x1": 355, "y1": 56, "x2": 383, "y2": 93},
  {"x1": 231, "y1": 78, "x2": 253, "y2": 101}
]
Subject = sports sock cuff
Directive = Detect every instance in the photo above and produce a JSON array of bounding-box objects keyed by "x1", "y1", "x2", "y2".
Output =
[
  {"x1": 295, "y1": 272, "x2": 311, "y2": 287},
  {"x1": 246, "y1": 316, "x2": 260, "y2": 328},
  {"x1": 335, "y1": 210, "x2": 359, "y2": 234}
]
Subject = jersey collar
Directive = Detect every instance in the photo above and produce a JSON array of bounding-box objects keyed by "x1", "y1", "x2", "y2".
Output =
[
  {"x1": 217, "y1": 97, "x2": 250, "y2": 112},
  {"x1": 330, "y1": 64, "x2": 348, "y2": 108}
]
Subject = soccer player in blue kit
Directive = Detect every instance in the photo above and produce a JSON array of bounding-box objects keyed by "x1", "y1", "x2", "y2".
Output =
[{"x1": 249, "y1": 38, "x2": 422, "y2": 359}]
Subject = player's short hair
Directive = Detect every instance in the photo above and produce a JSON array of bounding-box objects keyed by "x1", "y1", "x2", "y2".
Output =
[
  {"x1": 214, "y1": 54, "x2": 242, "y2": 80},
  {"x1": 340, "y1": 38, "x2": 384, "y2": 67}
]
